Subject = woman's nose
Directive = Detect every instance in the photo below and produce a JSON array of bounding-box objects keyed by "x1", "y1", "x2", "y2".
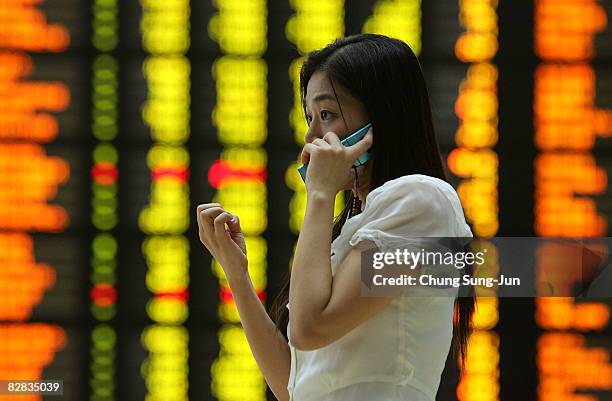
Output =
[{"x1": 304, "y1": 130, "x2": 322, "y2": 144}]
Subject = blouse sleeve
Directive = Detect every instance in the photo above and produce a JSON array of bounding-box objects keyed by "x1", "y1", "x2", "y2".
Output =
[
  {"x1": 348, "y1": 176, "x2": 465, "y2": 295},
  {"x1": 348, "y1": 176, "x2": 454, "y2": 254}
]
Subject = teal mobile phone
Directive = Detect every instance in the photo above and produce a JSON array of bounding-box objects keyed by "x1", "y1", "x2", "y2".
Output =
[{"x1": 297, "y1": 122, "x2": 373, "y2": 182}]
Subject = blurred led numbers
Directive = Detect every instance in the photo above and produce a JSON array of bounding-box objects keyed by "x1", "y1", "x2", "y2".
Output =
[
  {"x1": 534, "y1": 1, "x2": 612, "y2": 401},
  {"x1": 207, "y1": 1, "x2": 269, "y2": 400},
  {"x1": 89, "y1": 0, "x2": 120, "y2": 398},
  {"x1": 0, "y1": 0, "x2": 70, "y2": 395},
  {"x1": 448, "y1": 1, "x2": 500, "y2": 401},
  {"x1": 138, "y1": 0, "x2": 191, "y2": 400}
]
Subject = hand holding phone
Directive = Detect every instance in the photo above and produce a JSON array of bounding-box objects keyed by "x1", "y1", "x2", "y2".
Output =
[{"x1": 297, "y1": 122, "x2": 373, "y2": 182}]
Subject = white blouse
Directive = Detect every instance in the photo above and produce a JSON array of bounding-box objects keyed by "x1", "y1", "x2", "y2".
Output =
[{"x1": 286, "y1": 174, "x2": 473, "y2": 401}]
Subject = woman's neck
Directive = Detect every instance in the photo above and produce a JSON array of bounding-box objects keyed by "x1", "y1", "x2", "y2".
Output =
[
  {"x1": 353, "y1": 165, "x2": 372, "y2": 208},
  {"x1": 352, "y1": 185, "x2": 370, "y2": 208}
]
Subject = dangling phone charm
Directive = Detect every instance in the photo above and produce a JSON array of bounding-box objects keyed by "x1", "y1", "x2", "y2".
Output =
[{"x1": 349, "y1": 166, "x2": 362, "y2": 218}]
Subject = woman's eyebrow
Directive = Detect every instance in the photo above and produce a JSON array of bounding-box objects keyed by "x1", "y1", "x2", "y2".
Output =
[
  {"x1": 311, "y1": 93, "x2": 336, "y2": 103},
  {"x1": 304, "y1": 93, "x2": 337, "y2": 110}
]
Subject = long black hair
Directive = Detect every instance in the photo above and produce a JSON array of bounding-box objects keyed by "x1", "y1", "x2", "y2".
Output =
[{"x1": 267, "y1": 33, "x2": 475, "y2": 368}]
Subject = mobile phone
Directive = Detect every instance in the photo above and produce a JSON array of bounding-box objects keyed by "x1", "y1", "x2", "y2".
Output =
[{"x1": 297, "y1": 122, "x2": 373, "y2": 182}]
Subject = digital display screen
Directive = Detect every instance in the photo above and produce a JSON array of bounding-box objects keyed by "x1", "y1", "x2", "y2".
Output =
[{"x1": 0, "y1": 1, "x2": 611, "y2": 400}]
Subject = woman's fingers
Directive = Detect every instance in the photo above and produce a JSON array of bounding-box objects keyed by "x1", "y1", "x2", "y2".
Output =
[
  {"x1": 196, "y1": 203, "x2": 248, "y2": 278},
  {"x1": 323, "y1": 131, "x2": 341, "y2": 146},
  {"x1": 346, "y1": 128, "x2": 373, "y2": 160},
  {"x1": 197, "y1": 203, "x2": 221, "y2": 215},
  {"x1": 301, "y1": 143, "x2": 315, "y2": 165},
  {"x1": 213, "y1": 211, "x2": 234, "y2": 246},
  {"x1": 312, "y1": 137, "x2": 331, "y2": 148},
  {"x1": 198, "y1": 205, "x2": 226, "y2": 244},
  {"x1": 225, "y1": 213, "x2": 241, "y2": 233},
  {"x1": 200, "y1": 206, "x2": 225, "y2": 222},
  {"x1": 196, "y1": 203, "x2": 221, "y2": 228}
]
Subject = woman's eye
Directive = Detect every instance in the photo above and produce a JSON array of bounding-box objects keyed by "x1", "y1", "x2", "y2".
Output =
[{"x1": 304, "y1": 111, "x2": 331, "y2": 124}]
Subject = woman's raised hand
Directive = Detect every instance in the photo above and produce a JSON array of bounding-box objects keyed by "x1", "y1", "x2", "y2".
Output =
[
  {"x1": 196, "y1": 203, "x2": 248, "y2": 280},
  {"x1": 300, "y1": 128, "x2": 373, "y2": 195}
]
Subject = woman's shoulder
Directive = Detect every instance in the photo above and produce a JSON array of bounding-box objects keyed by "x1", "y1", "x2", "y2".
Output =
[
  {"x1": 366, "y1": 174, "x2": 456, "y2": 205},
  {"x1": 363, "y1": 174, "x2": 471, "y2": 235}
]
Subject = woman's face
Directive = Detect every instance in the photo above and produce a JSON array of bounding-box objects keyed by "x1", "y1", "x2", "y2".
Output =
[{"x1": 303, "y1": 70, "x2": 372, "y2": 191}]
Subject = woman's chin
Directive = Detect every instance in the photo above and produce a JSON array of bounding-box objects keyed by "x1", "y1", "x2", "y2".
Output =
[{"x1": 341, "y1": 181, "x2": 353, "y2": 191}]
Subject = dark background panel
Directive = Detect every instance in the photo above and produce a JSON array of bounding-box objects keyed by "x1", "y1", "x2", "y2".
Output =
[{"x1": 3, "y1": 1, "x2": 611, "y2": 401}]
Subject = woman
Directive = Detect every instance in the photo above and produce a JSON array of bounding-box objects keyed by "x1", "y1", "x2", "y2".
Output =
[{"x1": 197, "y1": 33, "x2": 475, "y2": 401}]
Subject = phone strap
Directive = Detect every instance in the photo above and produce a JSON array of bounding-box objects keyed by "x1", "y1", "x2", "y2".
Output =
[{"x1": 349, "y1": 166, "x2": 362, "y2": 218}]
